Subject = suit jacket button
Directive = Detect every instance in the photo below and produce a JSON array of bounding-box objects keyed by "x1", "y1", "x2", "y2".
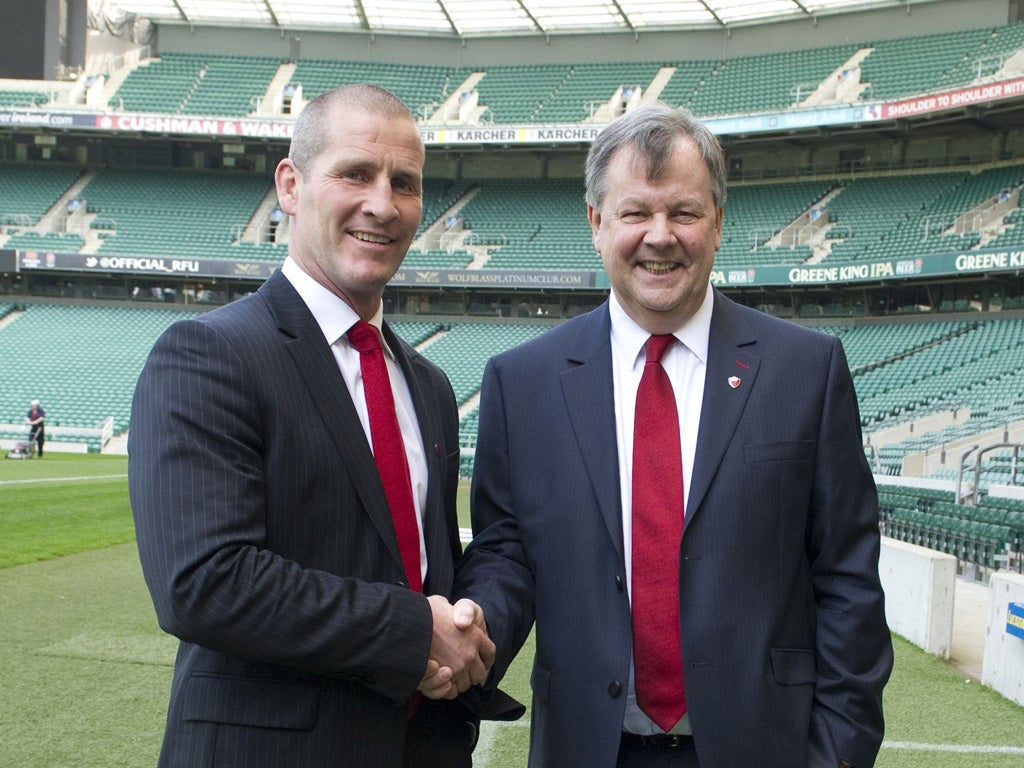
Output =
[
  {"x1": 615, "y1": 575, "x2": 624, "y2": 591},
  {"x1": 396, "y1": 580, "x2": 408, "y2": 588},
  {"x1": 608, "y1": 681, "x2": 622, "y2": 698}
]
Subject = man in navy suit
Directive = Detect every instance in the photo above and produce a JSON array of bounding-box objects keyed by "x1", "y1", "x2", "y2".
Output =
[
  {"x1": 455, "y1": 103, "x2": 893, "y2": 767},
  {"x1": 129, "y1": 84, "x2": 519, "y2": 768}
]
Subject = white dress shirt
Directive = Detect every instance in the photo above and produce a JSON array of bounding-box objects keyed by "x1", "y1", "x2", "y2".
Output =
[
  {"x1": 610, "y1": 283, "x2": 713, "y2": 736},
  {"x1": 280, "y1": 257, "x2": 428, "y2": 584}
]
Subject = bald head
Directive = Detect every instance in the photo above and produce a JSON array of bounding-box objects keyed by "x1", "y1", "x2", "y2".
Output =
[{"x1": 289, "y1": 84, "x2": 419, "y2": 174}]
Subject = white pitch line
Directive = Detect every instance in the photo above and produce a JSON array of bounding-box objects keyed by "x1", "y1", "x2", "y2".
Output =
[
  {"x1": 475, "y1": 724, "x2": 1024, "y2": 765},
  {"x1": 473, "y1": 720, "x2": 500, "y2": 763},
  {"x1": 0, "y1": 474, "x2": 127, "y2": 486},
  {"x1": 883, "y1": 741, "x2": 1024, "y2": 754},
  {"x1": 474, "y1": 719, "x2": 529, "y2": 765}
]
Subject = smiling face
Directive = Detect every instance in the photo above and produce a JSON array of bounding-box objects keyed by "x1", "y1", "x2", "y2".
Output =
[
  {"x1": 588, "y1": 136, "x2": 723, "y2": 335},
  {"x1": 275, "y1": 102, "x2": 424, "y2": 318}
]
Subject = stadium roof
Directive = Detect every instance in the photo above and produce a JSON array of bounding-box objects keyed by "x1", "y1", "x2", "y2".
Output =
[{"x1": 95, "y1": 0, "x2": 942, "y2": 38}]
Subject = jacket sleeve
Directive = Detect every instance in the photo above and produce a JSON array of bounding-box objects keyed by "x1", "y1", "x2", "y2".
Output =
[
  {"x1": 454, "y1": 357, "x2": 538, "y2": 685},
  {"x1": 808, "y1": 337, "x2": 894, "y2": 767}
]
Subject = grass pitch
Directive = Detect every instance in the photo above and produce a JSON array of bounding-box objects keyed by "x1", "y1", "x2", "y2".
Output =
[
  {"x1": 1, "y1": 454, "x2": 1022, "y2": 766},
  {"x1": 0, "y1": 453, "x2": 133, "y2": 568}
]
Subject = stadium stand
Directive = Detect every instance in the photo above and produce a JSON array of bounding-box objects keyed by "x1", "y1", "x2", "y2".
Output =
[
  {"x1": 2, "y1": 296, "x2": 1019, "y2": 487},
  {"x1": 877, "y1": 482, "x2": 1022, "y2": 573},
  {"x1": 716, "y1": 180, "x2": 835, "y2": 266},
  {"x1": 0, "y1": 89, "x2": 50, "y2": 108},
  {"x1": 383, "y1": 322, "x2": 552, "y2": 456},
  {"x1": 3, "y1": 6, "x2": 1024, "y2": 581},
  {"x1": 109, "y1": 54, "x2": 208, "y2": 113},
  {"x1": 442, "y1": 179, "x2": 597, "y2": 271},
  {"x1": 179, "y1": 55, "x2": 283, "y2": 117},
  {"x1": 677, "y1": 45, "x2": 863, "y2": 116},
  {"x1": 0, "y1": 166, "x2": 83, "y2": 228},
  {"x1": 0, "y1": 304, "x2": 199, "y2": 450},
  {"x1": 389, "y1": 320, "x2": 445, "y2": 348},
  {"x1": 95, "y1": 23, "x2": 1024, "y2": 124},
  {"x1": 409, "y1": 322, "x2": 550, "y2": 406},
  {"x1": 78, "y1": 168, "x2": 271, "y2": 259},
  {"x1": 417, "y1": 179, "x2": 476, "y2": 240},
  {"x1": 463, "y1": 64, "x2": 569, "y2": 124},
  {"x1": 4, "y1": 158, "x2": 1022, "y2": 275},
  {"x1": 824, "y1": 173, "x2": 965, "y2": 263},
  {"x1": 853, "y1": 317, "x2": 1024, "y2": 427},
  {"x1": 111, "y1": 53, "x2": 281, "y2": 115},
  {"x1": 3, "y1": 231, "x2": 85, "y2": 252},
  {"x1": 527, "y1": 62, "x2": 663, "y2": 123},
  {"x1": 289, "y1": 58, "x2": 453, "y2": 121}
]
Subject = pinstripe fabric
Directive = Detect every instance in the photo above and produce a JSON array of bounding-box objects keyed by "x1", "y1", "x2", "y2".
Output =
[{"x1": 129, "y1": 271, "x2": 470, "y2": 767}]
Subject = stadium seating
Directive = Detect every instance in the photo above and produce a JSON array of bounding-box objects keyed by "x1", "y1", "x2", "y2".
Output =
[
  {"x1": 395, "y1": 322, "x2": 551, "y2": 443},
  {"x1": 427, "y1": 178, "x2": 597, "y2": 271},
  {"x1": 3, "y1": 231, "x2": 85, "y2": 252},
  {"x1": 290, "y1": 58, "x2": 453, "y2": 120},
  {"x1": 716, "y1": 180, "x2": 834, "y2": 266},
  {"x1": 1, "y1": 301, "x2": 1022, "y2": 573},
  {"x1": 78, "y1": 168, "x2": 271, "y2": 259},
  {"x1": 180, "y1": 55, "x2": 283, "y2": 116},
  {"x1": 0, "y1": 166, "x2": 83, "y2": 226},
  {"x1": 417, "y1": 179, "x2": 475, "y2": 240},
  {"x1": 9, "y1": 14, "x2": 1024, "y2": 586},
  {"x1": 401, "y1": 248, "x2": 474, "y2": 269},
  {"x1": 111, "y1": 53, "x2": 281, "y2": 115},
  {"x1": 878, "y1": 483, "x2": 1021, "y2": 571},
  {"x1": 823, "y1": 173, "x2": 964, "y2": 263},
  {"x1": 677, "y1": 45, "x2": 862, "y2": 116},
  {"x1": 527, "y1": 62, "x2": 663, "y2": 123},
  {"x1": 231, "y1": 241, "x2": 288, "y2": 262},
  {"x1": 100, "y1": 23, "x2": 1024, "y2": 125},
  {"x1": 855, "y1": 317, "x2": 1024, "y2": 488},
  {"x1": 0, "y1": 89, "x2": 50, "y2": 108},
  {"x1": 409, "y1": 322, "x2": 549, "y2": 405},
  {"x1": 389, "y1": 320, "x2": 445, "y2": 347},
  {"x1": 111, "y1": 54, "x2": 207, "y2": 113},
  {"x1": 4, "y1": 159, "x2": 1023, "y2": 276},
  {"x1": 0, "y1": 304, "x2": 199, "y2": 448},
  {"x1": 467, "y1": 64, "x2": 569, "y2": 123}
]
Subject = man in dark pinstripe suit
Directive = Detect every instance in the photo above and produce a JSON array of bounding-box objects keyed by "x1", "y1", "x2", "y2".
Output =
[{"x1": 129, "y1": 84, "x2": 520, "y2": 768}]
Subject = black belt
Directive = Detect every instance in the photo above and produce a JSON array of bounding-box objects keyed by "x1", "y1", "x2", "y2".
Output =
[{"x1": 620, "y1": 732, "x2": 694, "y2": 750}]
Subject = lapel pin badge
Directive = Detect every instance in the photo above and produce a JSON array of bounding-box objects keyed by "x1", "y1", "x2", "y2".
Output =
[{"x1": 728, "y1": 376, "x2": 741, "y2": 389}]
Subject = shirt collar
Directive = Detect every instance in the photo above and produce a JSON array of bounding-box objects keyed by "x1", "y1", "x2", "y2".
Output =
[
  {"x1": 280, "y1": 257, "x2": 391, "y2": 357},
  {"x1": 609, "y1": 282, "x2": 713, "y2": 369}
]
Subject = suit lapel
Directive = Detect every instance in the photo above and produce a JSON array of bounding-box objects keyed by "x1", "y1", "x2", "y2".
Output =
[
  {"x1": 383, "y1": 321, "x2": 454, "y2": 594},
  {"x1": 560, "y1": 305, "x2": 625, "y2": 559},
  {"x1": 687, "y1": 291, "x2": 760, "y2": 524},
  {"x1": 259, "y1": 272, "x2": 407, "y2": 573}
]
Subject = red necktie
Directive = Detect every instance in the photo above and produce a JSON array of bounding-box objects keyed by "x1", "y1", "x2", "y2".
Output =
[
  {"x1": 348, "y1": 321, "x2": 423, "y2": 593},
  {"x1": 631, "y1": 334, "x2": 687, "y2": 731}
]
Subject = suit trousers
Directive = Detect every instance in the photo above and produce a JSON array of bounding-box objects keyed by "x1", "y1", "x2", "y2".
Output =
[
  {"x1": 402, "y1": 699, "x2": 476, "y2": 768},
  {"x1": 616, "y1": 734, "x2": 700, "y2": 768}
]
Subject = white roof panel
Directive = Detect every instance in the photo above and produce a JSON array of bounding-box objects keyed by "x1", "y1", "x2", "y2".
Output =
[{"x1": 94, "y1": 0, "x2": 946, "y2": 36}]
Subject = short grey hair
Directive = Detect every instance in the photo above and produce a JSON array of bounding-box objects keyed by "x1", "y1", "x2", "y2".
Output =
[
  {"x1": 584, "y1": 103, "x2": 727, "y2": 210},
  {"x1": 289, "y1": 84, "x2": 417, "y2": 173}
]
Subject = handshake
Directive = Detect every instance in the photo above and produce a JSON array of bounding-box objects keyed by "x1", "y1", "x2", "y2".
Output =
[{"x1": 418, "y1": 595, "x2": 495, "y2": 700}]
